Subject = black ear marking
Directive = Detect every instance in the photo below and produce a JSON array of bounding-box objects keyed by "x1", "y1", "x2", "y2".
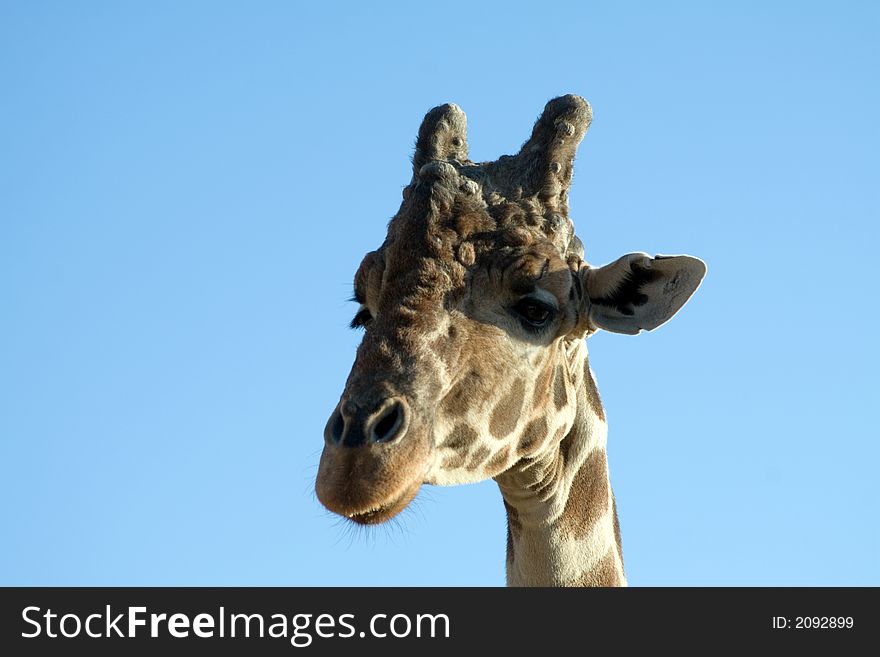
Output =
[
  {"x1": 590, "y1": 263, "x2": 663, "y2": 316},
  {"x1": 586, "y1": 254, "x2": 706, "y2": 335}
]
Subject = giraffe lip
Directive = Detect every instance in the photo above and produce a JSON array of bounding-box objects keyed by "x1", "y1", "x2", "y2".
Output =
[
  {"x1": 345, "y1": 482, "x2": 421, "y2": 525},
  {"x1": 315, "y1": 427, "x2": 431, "y2": 526},
  {"x1": 347, "y1": 505, "x2": 392, "y2": 523}
]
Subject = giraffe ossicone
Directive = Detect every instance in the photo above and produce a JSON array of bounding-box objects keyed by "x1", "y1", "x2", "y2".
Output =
[{"x1": 316, "y1": 95, "x2": 706, "y2": 586}]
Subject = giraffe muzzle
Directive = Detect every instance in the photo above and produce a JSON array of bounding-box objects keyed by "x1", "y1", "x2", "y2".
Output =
[{"x1": 316, "y1": 395, "x2": 430, "y2": 525}]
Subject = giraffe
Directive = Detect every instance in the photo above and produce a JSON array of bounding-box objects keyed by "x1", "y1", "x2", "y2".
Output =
[{"x1": 315, "y1": 95, "x2": 706, "y2": 586}]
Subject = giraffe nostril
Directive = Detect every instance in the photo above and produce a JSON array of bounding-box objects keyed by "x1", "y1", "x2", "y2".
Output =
[
  {"x1": 373, "y1": 410, "x2": 399, "y2": 442},
  {"x1": 323, "y1": 404, "x2": 348, "y2": 446},
  {"x1": 328, "y1": 397, "x2": 409, "y2": 448},
  {"x1": 369, "y1": 399, "x2": 407, "y2": 444},
  {"x1": 329, "y1": 409, "x2": 345, "y2": 444}
]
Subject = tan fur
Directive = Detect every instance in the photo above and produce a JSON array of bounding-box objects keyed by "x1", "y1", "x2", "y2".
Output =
[{"x1": 568, "y1": 549, "x2": 621, "y2": 587}]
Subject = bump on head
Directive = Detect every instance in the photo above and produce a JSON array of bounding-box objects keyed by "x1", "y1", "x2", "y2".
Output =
[{"x1": 395, "y1": 95, "x2": 593, "y2": 272}]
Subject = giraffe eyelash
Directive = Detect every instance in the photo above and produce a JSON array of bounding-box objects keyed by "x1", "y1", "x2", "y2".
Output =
[{"x1": 350, "y1": 306, "x2": 372, "y2": 329}]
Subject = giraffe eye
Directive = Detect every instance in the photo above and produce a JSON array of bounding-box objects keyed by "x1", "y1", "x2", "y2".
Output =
[
  {"x1": 350, "y1": 307, "x2": 373, "y2": 329},
  {"x1": 511, "y1": 298, "x2": 554, "y2": 329}
]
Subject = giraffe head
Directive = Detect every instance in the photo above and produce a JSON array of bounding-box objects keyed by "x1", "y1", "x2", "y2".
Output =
[{"x1": 316, "y1": 96, "x2": 705, "y2": 524}]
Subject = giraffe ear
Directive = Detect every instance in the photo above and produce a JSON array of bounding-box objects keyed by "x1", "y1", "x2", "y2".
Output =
[
  {"x1": 412, "y1": 103, "x2": 469, "y2": 176},
  {"x1": 582, "y1": 253, "x2": 706, "y2": 335}
]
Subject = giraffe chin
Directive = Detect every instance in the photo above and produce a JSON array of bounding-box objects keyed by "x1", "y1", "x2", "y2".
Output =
[
  {"x1": 314, "y1": 432, "x2": 430, "y2": 526},
  {"x1": 344, "y1": 481, "x2": 421, "y2": 526}
]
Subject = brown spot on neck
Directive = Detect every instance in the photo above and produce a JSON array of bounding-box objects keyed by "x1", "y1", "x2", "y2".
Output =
[
  {"x1": 504, "y1": 500, "x2": 521, "y2": 565},
  {"x1": 611, "y1": 490, "x2": 624, "y2": 570},
  {"x1": 503, "y1": 500, "x2": 521, "y2": 531},
  {"x1": 484, "y1": 445, "x2": 512, "y2": 477},
  {"x1": 560, "y1": 448, "x2": 610, "y2": 539},
  {"x1": 558, "y1": 425, "x2": 576, "y2": 467},
  {"x1": 466, "y1": 444, "x2": 491, "y2": 470},
  {"x1": 533, "y1": 360, "x2": 555, "y2": 409},
  {"x1": 583, "y1": 357, "x2": 605, "y2": 421},
  {"x1": 553, "y1": 365, "x2": 568, "y2": 410},
  {"x1": 489, "y1": 379, "x2": 525, "y2": 438},
  {"x1": 517, "y1": 417, "x2": 548, "y2": 457}
]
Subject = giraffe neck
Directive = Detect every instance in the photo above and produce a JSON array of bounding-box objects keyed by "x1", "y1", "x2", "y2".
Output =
[{"x1": 495, "y1": 341, "x2": 626, "y2": 587}]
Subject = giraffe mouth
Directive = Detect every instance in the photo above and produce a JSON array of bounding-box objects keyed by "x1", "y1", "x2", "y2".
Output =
[
  {"x1": 315, "y1": 414, "x2": 430, "y2": 526},
  {"x1": 344, "y1": 481, "x2": 421, "y2": 526}
]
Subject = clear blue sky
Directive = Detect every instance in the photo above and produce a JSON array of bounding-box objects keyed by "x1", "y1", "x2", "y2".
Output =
[{"x1": 1, "y1": 1, "x2": 877, "y2": 586}]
